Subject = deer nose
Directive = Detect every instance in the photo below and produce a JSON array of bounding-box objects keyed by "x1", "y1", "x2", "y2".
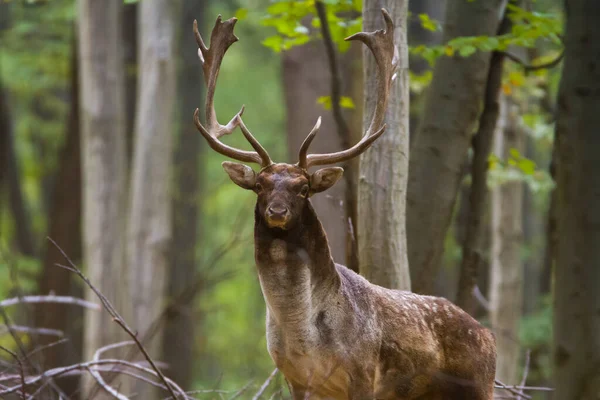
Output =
[{"x1": 267, "y1": 205, "x2": 289, "y2": 219}]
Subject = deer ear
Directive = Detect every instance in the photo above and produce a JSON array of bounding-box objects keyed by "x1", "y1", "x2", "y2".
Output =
[
  {"x1": 222, "y1": 161, "x2": 256, "y2": 190},
  {"x1": 310, "y1": 167, "x2": 344, "y2": 194}
]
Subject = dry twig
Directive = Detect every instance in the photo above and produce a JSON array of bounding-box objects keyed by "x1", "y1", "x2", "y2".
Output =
[
  {"x1": 48, "y1": 237, "x2": 181, "y2": 400},
  {"x1": 0, "y1": 295, "x2": 100, "y2": 310},
  {"x1": 0, "y1": 345, "x2": 26, "y2": 399},
  {"x1": 252, "y1": 368, "x2": 279, "y2": 400}
]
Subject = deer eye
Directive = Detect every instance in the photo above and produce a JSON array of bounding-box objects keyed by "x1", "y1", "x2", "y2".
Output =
[
  {"x1": 299, "y1": 185, "x2": 309, "y2": 197},
  {"x1": 255, "y1": 183, "x2": 263, "y2": 192}
]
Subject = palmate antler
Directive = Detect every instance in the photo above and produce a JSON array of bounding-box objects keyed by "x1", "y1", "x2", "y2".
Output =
[
  {"x1": 192, "y1": 16, "x2": 272, "y2": 167},
  {"x1": 297, "y1": 9, "x2": 398, "y2": 170},
  {"x1": 194, "y1": 10, "x2": 398, "y2": 170}
]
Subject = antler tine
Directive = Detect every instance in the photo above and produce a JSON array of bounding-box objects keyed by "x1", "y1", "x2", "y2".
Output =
[
  {"x1": 300, "y1": 9, "x2": 397, "y2": 169},
  {"x1": 297, "y1": 117, "x2": 322, "y2": 169},
  {"x1": 194, "y1": 108, "x2": 263, "y2": 164},
  {"x1": 193, "y1": 16, "x2": 272, "y2": 167}
]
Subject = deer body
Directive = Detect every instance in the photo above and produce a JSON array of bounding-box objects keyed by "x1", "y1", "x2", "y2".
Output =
[
  {"x1": 253, "y1": 174, "x2": 496, "y2": 399},
  {"x1": 192, "y1": 11, "x2": 496, "y2": 400}
]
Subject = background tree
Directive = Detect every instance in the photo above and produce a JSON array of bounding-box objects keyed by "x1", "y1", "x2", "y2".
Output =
[
  {"x1": 489, "y1": 96, "x2": 525, "y2": 384},
  {"x1": 77, "y1": 0, "x2": 128, "y2": 396},
  {"x1": 553, "y1": 0, "x2": 600, "y2": 397},
  {"x1": 161, "y1": 0, "x2": 205, "y2": 390},
  {"x1": 282, "y1": 31, "x2": 352, "y2": 265},
  {"x1": 127, "y1": 1, "x2": 177, "y2": 398},
  {"x1": 407, "y1": 0, "x2": 507, "y2": 295},
  {"x1": 34, "y1": 38, "x2": 83, "y2": 397},
  {"x1": 357, "y1": 0, "x2": 410, "y2": 290}
]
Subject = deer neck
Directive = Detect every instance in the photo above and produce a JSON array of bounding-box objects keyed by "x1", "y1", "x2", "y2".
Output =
[{"x1": 254, "y1": 201, "x2": 340, "y2": 325}]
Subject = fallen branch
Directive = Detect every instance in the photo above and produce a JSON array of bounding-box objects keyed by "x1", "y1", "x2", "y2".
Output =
[
  {"x1": 517, "y1": 350, "x2": 531, "y2": 398},
  {"x1": 252, "y1": 368, "x2": 278, "y2": 400},
  {"x1": 0, "y1": 325, "x2": 64, "y2": 337},
  {"x1": 0, "y1": 345, "x2": 26, "y2": 399},
  {"x1": 0, "y1": 295, "x2": 100, "y2": 310},
  {"x1": 48, "y1": 237, "x2": 181, "y2": 400},
  {"x1": 495, "y1": 379, "x2": 532, "y2": 399},
  {"x1": 0, "y1": 358, "x2": 189, "y2": 398},
  {"x1": 90, "y1": 342, "x2": 131, "y2": 400}
]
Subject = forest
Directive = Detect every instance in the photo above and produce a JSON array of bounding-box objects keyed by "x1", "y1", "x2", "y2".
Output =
[{"x1": 0, "y1": 0, "x2": 598, "y2": 399}]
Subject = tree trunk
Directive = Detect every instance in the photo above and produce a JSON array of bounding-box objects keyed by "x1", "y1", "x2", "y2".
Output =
[
  {"x1": 161, "y1": 0, "x2": 204, "y2": 390},
  {"x1": 34, "y1": 37, "x2": 83, "y2": 398},
  {"x1": 283, "y1": 35, "x2": 358, "y2": 266},
  {"x1": 407, "y1": 0, "x2": 507, "y2": 295},
  {"x1": 455, "y1": 49, "x2": 506, "y2": 315},
  {"x1": 489, "y1": 96, "x2": 524, "y2": 384},
  {"x1": 2, "y1": 90, "x2": 36, "y2": 257},
  {"x1": 407, "y1": 0, "x2": 445, "y2": 140},
  {"x1": 357, "y1": 0, "x2": 410, "y2": 290},
  {"x1": 127, "y1": 1, "x2": 176, "y2": 397},
  {"x1": 455, "y1": 12, "x2": 511, "y2": 314},
  {"x1": 123, "y1": 2, "x2": 138, "y2": 167},
  {"x1": 553, "y1": 1, "x2": 600, "y2": 397},
  {"x1": 77, "y1": 1, "x2": 128, "y2": 397}
]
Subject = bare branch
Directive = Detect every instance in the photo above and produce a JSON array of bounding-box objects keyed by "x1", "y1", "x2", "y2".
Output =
[
  {"x1": 518, "y1": 350, "x2": 531, "y2": 398},
  {"x1": 48, "y1": 237, "x2": 181, "y2": 400},
  {"x1": 89, "y1": 342, "x2": 133, "y2": 400},
  {"x1": 0, "y1": 295, "x2": 100, "y2": 310},
  {"x1": 252, "y1": 368, "x2": 278, "y2": 400},
  {"x1": 25, "y1": 338, "x2": 69, "y2": 359},
  {"x1": 1, "y1": 358, "x2": 191, "y2": 398},
  {"x1": 0, "y1": 325, "x2": 64, "y2": 337},
  {"x1": 495, "y1": 380, "x2": 533, "y2": 399},
  {"x1": 0, "y1": 345, "x2": 26, "y2": 399},
  {"x1": 228, "y1": 379, "x2": 254, "y2": 400},
  {"x1": 503, "y1": 50, "x2": 564, "y2": 72},
  {"x1": 85, "y1": 365, "x2": 129, "y2": 400}
]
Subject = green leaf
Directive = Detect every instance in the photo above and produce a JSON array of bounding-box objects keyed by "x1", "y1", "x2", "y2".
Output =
[
  {"x1": 340, "y1": 96, "x2": 355, "y2": 109},
  {"x1": 317, "y1": 96, "x2": 332, "y2": 110},
  {"x1": 235, "y1": 8, "x2": 249, "y2": 21},
  {"x1": 262, "y1": 36, "x2": 284, "y2": 53},
  {"x1": 317, "y1": 96, "x2": 355, "y2": 110},
  {"x1": 418, "y1": 13, "x2": 438, "y2": 32},
  {"x1": 458, "y1": 45, "x2": 477, "y2": 57}
]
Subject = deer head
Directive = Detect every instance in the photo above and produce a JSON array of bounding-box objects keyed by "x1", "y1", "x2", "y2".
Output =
[{"x1": 193, "y1": 10, "x2": 398, "y2": 230}]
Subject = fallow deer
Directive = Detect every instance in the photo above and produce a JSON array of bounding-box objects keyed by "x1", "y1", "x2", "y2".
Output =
[{"x1": 192, "y1": 10, "x2": 496, "y2": 400}]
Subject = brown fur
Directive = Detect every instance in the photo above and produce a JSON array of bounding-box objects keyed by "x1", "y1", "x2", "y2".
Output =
[{"x1": 244, "y1": 164, "x2": 497, "y2": 400}]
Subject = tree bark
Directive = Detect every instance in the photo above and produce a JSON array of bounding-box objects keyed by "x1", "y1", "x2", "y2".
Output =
[
  {"x1": 161, "y1": 0, "x2": 204, "y2": 390},
  {"x1": 407, "y1": 0, "x2": 445, "y2": 141},
  {"x1": 489, "y1": 96, "x2": 524, "y2": 384},
  {"x1": 553, "y1": 1, "x2": 600, "y2": 397},
  {"x1": 407, "y1": 0, "x2": 507, "y2": 295},
  {"x1": 456, "y1": 12, "x2": 511, "y2": 314},
  {"x1": 127, "y1": 1, "x2": 176, "y2": 397},
  {"x1": 1, "y1": 88, "x2": 36, "y2": 257},
  {"x1": 357, "y1": 0, "x2": 410, "y2": 290},
  {"x1": 123, "y1": 2, "x2": 138, "y2": 167},
  {"x1": 283, "y1": 31, "x2": 358, "y2": 266},
  {"x1": 78, "y1": 0, "x2": 128, "y2": 396},
  {"x1": 34, "y1": 37, "x2": 83, "y2": 398}
]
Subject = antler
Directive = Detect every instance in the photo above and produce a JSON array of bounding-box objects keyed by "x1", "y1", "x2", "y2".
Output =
[
  {"x1": 193, "y1": 16, "x2": 272, "y2": 167},
  {"x1": 297, "y1": 9, "x2": 398, "y2": 170}
]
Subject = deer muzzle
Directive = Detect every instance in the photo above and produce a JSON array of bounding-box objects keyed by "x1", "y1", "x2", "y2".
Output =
[{"x1": 266, "y1": 204, "x2": 291, "y2": 229}]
